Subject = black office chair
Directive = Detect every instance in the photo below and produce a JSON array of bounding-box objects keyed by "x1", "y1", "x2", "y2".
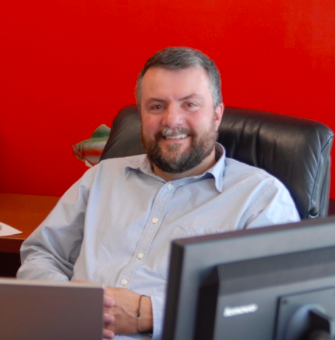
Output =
[{"x1": 100, "y1": 105, "x2": 334, "y2": 220}]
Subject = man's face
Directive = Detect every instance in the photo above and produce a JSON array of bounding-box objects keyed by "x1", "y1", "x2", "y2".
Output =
[{"x1": 140, "y1": 66, "x2": 223, "y2": 174}]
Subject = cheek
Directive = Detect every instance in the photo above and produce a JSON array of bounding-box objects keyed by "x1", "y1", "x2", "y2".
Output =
[
  {"x1": 190, "y1": 117, "x2": 214, "y2": 133},
  {"x1": 141, "y1": 116, "x2": 161, "y2": 135}
]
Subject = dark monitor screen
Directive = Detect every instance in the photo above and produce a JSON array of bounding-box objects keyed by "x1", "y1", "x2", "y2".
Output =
[{"x1": 162, "y1": 216, "x2": 335, "y2": 340}]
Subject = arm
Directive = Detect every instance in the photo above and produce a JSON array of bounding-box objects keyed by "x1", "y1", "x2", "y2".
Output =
[{"x1": 17, "y1": 179, "x2": 88, "y2": 281}]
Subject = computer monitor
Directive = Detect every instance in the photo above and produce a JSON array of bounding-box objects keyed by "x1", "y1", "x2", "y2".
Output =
[{"x1": 162, "y1": 216, "x2": 335, "y2": 340}]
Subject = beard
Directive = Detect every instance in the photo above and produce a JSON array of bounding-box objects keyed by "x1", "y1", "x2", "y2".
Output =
[{"x1": 141, "y1": 117, "x2": 217, "y2": 173}]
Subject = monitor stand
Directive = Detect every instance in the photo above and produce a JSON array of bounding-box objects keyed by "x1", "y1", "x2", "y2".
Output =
[{"x1": 275, "y1": 288, "x2": 335, "y2": 340}]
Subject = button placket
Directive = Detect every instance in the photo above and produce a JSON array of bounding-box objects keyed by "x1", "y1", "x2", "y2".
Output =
[{"x1": 115, "y1": 184, "x2": 176, "y2": 288}]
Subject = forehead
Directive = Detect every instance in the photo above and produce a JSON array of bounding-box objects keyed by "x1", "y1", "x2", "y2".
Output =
[{"x1": 140, "y1": 66, "x2": 212, "y2": 102}]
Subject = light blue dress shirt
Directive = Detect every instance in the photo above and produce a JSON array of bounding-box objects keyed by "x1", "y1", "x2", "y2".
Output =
[{"x1": 18, "y1": 144, "x2": 300, "y2": 340}]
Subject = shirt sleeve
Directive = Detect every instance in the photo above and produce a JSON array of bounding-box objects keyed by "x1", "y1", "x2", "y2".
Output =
[
  {"x1": 150, "y1": 293, "x2": 165, "y2": 340},
  {"x1": 17, "y1": 175, "x2": 91, "y2": 281}
]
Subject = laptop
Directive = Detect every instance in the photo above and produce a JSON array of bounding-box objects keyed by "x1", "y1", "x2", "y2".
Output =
[{"x1": 0, "y1": 278, "x2": 104, "y2": 340}]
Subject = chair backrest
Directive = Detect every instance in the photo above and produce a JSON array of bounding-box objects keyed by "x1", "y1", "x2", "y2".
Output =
[{"x1": 101, "y1": 105, "x2": 334, "y2": 220}]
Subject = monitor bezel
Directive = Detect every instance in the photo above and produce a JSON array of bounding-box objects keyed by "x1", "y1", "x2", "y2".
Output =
[{"x1": 162, "y1": 216, "x2": 335, "y2": 340}]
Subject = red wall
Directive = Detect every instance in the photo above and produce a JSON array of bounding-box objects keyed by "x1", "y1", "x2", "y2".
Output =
[{"x1": 1, "y1": 0, "x2": 335, "y2": 198}]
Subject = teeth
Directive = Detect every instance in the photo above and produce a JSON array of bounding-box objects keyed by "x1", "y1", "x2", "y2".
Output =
[{"x1": 165, "y1": 134, "x2": 187, "y2": 140}]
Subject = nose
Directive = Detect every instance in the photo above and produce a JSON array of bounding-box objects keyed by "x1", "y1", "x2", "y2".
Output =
[{"x1": 162, "y1": 104, "x2": 183, "y2": 127}]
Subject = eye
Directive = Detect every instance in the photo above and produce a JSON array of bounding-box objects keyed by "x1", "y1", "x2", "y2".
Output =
[
  {"x1": 150, "y1": 104, "x2": 164, "y2": 111},
  {"x1": 184, "y1": 102, "x2": 198, "y2": 110}
]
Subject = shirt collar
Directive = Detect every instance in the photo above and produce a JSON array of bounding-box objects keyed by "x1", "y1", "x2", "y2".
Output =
[
  {"x1": 125, "y1": 143, "x2": 226, "y2": 192},
  {"x1": 207, "y1": 143, "x2": 226, "y2": 192}
]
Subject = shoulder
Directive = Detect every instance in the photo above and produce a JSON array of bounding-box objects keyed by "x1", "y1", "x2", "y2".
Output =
[
  {"x1": 98, "y1": 154, "x2": 147, "y2": 170},
  {"x1": 224, "y1": 158, "x2": 300, "y2": 225},
  {"x1": 224, "y1": 157, "x2": 276, "y2": 181},
  {"x1": 223, "y1": 157, "x2": 287, "y2": 193},
  {"x1": 78, "y1": 154, "x2": 147, "y2": 185}
]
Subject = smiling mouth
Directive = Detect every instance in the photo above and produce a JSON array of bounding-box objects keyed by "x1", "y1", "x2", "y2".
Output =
[
  {"x1": 161, "y1": 127, "x2": 190, "y2": 141},
  {"x1": 164, "y1": 134, "x2": 188, "y2": 140}
]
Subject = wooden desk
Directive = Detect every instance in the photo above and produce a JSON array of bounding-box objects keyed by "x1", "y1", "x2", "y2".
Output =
[
  {"x1": 0, "y1": 193, "x2": 59, "y2": 277},
  {"x1": 0, "y1": 193, "x2": 59, "y2": 253}
]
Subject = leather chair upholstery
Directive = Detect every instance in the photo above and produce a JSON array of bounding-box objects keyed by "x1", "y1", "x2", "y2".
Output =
[{"x1": 101, "y1": 105, "x2": 334, "y2": 220}]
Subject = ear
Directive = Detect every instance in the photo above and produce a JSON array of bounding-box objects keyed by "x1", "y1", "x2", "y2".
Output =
[{"x1": 214, "y1": 103, "x2": 224, "y2": 131}]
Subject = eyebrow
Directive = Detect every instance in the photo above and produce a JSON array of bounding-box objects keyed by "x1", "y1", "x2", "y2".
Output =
[
  {"x1": 145, "y1": 94, "x2": 205, "y2": 104},
  {"x1": 179, "y1": 94, "x2": 205, "y2": 101},
  {"x1": 146, "y1": 98, "x2": 166, "y2": 104}
]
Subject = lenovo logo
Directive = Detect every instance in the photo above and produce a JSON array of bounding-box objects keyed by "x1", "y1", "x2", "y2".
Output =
[{"x1": 223, "y1": 304, "x2": 258, "y2": 317}]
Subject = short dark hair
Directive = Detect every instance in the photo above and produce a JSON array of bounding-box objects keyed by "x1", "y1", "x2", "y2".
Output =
[{"x1": 135, "y1": 47, "x2": 222, "y2": 108}]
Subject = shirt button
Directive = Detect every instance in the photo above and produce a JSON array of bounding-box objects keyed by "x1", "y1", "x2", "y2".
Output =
[
  {"x1": 137, "y1": 253, "x2": 144, "y2": 259},
  {"x1": 121, "y1": 279, "x2": 128, "y2": 286},
  {"x1": 152, "y1": 218, "x2": 159, "y2": 224},
  {"x1": 168, "y1": 184, "x2": 173, "y2": 190}
]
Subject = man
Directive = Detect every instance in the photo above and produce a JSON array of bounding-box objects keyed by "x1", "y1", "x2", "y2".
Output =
[{"x1": 17, "y1": 47, "x2": 300, "y2": 339}]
